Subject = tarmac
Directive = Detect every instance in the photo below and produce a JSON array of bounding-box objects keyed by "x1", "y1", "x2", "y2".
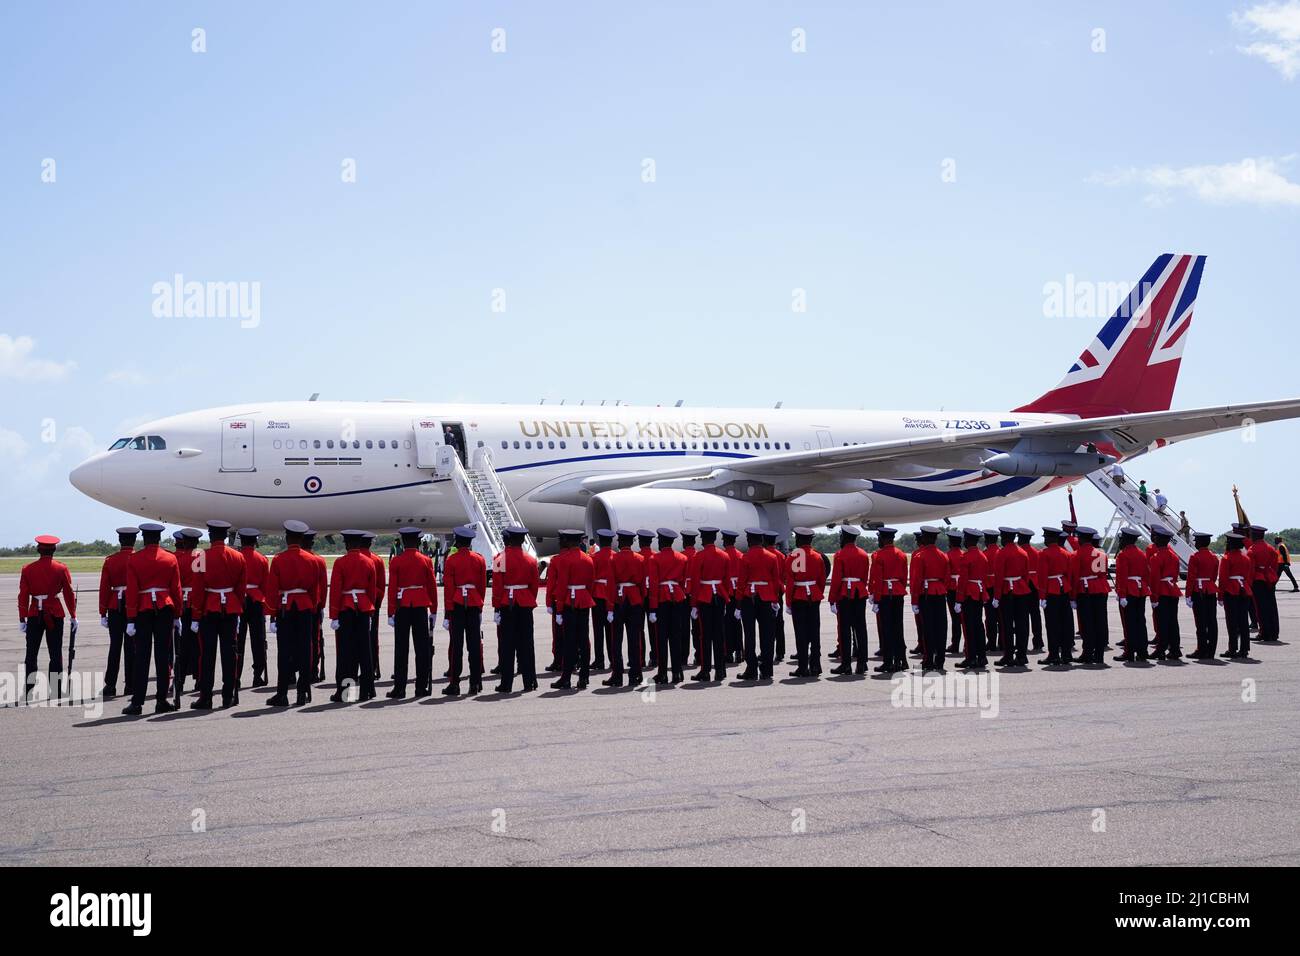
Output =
[{"x1": 1, "y1": 572, "x2": 1297, "y2": 866}]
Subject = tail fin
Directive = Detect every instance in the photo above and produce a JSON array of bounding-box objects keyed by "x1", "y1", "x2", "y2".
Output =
[{"x1": 1015, "y1": 253, "x2": 1206, "y2": 417}]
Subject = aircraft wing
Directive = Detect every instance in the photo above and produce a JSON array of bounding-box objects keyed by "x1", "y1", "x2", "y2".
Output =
[{"x1": 574, "y1": 397, "x2": 1300, "y2": 499}]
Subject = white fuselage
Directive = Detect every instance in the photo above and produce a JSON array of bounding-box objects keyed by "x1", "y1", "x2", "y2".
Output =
[{"x1": 69, "y1": 400, "x2": 1071, "y2": 542}]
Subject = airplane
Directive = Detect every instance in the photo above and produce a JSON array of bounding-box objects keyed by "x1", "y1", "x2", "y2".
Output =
[{"x1": 69, "y1": 253, "x2": 1300, "y2": 555}]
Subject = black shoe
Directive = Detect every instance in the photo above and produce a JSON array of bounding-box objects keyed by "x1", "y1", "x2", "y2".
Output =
[
  {"x1": 267, "y1": 694, "x2": 289, "y2": 707},
  {"x1": 103, "y1": 687, "x2": 117, "y2": 700},
  {"x1": 328, "y1": 691, "x2": 346, "y2": 703},
  {"x1": 154, "y1": 698, "x2": 177, "y2": 713},
  {"x1": 829, "y1": 664, "x2": 852, "y2": 675},
  {"x1": 653, "y1": 673, "x2": 668, "y2": 684},
  {"x1": 946, "y1": 644, "x2": 961, "y2": 654},
  {"x1": 494, "y1": 683, "x2": 511, "y2": 694},
  {"x1": 523, "y1": 680, "x2": 539, "y2": 691},
  {"x1": 415, "y1": 686, "x2": 430, "y2": 697},
  {"x1": 955, "y1": 660, "x2": 972, "y2": 669},
  {"x1": 123, "y1": 703, "x2": 143, "y2": 716},
  {"x1": 671, "y1": 670, "x2": 685, "y2": 683},
  {"x1": 736, "y1": 669, "x2": 757, "y2": 680},
  {"x1": 691, "y1": 670, "x2": 711, "y2": 682},
  {"x1": 577, "y1": 678, "x2": 589, "y2": 689},
  {"x1": 550, "y1": 678, "x2": 571, "y2": 690},
  {"x1": 443, "y1": 682, "x2": 461, "y2": 696},
  {"x1": 469, "y1": 680, "x2": 483, "y2": 695},
  {"x1": 602, "y1": 675, "x2": 624, "y2": 687},
  {"x1": 791, "y1": 667, "x2": 809, "y2": 677},
  {"x1": 874, "y1": 663, "x2": 891, "y2": 673},
  {"x1": 1114, "y1": 654, "x2": 1135, "y2": 663},
  {"x1": 628, "y1": 674, "x2": 643, "y2": 687},
  {"x1": 191, "y1": 696, "x2": 213, "y2": 710},
  {"x1": 253, "y1": 674, "x2": 268, "y2": 688},
  {"x1": 994, "y1": 657, "x2": 1015, "y2": 667},
  {"x1": 386, "y1": 688, "x2": 406, "y2": 699},
  {"x1": 1040, "y1": 656, "x2": 1060, "y2": 666}
]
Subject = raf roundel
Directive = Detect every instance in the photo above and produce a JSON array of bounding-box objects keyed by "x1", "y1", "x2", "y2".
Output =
[{"x1": 303, "y1": 475, "x2": 323, "y2": 494}]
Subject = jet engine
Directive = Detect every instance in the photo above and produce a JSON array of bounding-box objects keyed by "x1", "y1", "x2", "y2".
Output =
[{"x1": 585, "y1": 488, "x2": 768, "y2": 536}]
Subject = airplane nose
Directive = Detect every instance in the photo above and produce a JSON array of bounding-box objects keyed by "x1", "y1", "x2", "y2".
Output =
[{"x1": 69, "y1": 458, "x2": 101, "y2": 497}]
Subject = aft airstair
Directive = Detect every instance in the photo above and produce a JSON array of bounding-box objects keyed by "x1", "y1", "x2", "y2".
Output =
[
  {"x1": 1087, "y1": 469, "x2": 1195, "y2": 569},
  {"x1": 434, "y1": 445, "x2": 537, "y2": 561}
]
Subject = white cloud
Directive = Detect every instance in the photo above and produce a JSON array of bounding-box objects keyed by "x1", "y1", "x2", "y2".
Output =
[
  {"x1": 1233, "y1": 1, "x2": 1300, "y2": 79},
  {"x1": 0, "y1": 334, "x2": 76, "y2": 383},
  {"x1": 4, "y1": 424, "x2": 97, "y2": 486},
  {"x1": 0, "y1": 427, "x2": 30, "y2": 461},
  {"x1": 1089, "y1": 156, "x2": 1300, "y2": 207},
  {"x1": 104, "y1": 368, "x2": 149, "y2": 387}
]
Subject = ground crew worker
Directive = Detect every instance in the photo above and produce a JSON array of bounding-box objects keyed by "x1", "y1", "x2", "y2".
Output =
[
  {"x1": 953, "y1": 528, "x2": 988, "y2": 670},
  {"x1": 993, "y1": 527, "x2": 1031, "y2": 668},
  {"x1": 491, "y1": 523, "x2": 538, "y2": 694},
  {"x1": 388, "y1": 526, "x2": 438, "y2": 697},
  {"x1": 171, "y1": 528, "x2": 202, "y2": 702},
  {"x1": 18, "y1": 534, "x2": 76, "y2": 701},
  {"x1": 123, "y1": 523, "x2": 180, "y2": 714},
  {"x1": 98, "y1": 526, "x2": 139, "y2": 700},
  {"x1": 869, "y1": 527, "x2": 908, "y2": 673},
  {"x1": 1113, "y1": 527, "x2": 1151, "y2": 663},
  {"x1": 981, "y1": 530, "x2": 1002, "y2": 653},
  {"x1": 1017, "y1": 529, "x2": 1044, "y2": 652},
  {"x1": 328, "y1": 530, "x2": 378, "y2": 703},
  {"x1": 236, "y1": 528, "x2": 270, "y2": 688},
  {"x1": 443, "y1": 526, "x2": 488, "y2": 696},
  {"x1": 363, "y1": 532, "x2": 386, "y2": 681},
  {"x1": 828, "y1": 524, "x2": 871, "y2": 675},
  {"x1": 1148, "y1": 525, "x2": 1183, "y2": 661},
  {"x1": 944, "y1": 531, "x2": 964, "y2": 654},
  {"x1": 647, "y1": 527, "x2": 688, "y2": 685},
  {"x1": 590, "y1": 528, "x2": 615, "y2": 670},
  {"x1": 265, "y1": 520, "x2": 319, "y2": 707},
  {"x1": 1186, "y1": 531, "x2": 1220, "y2": 659},
  {"x1": 550, "y1": 528, "x2": 595, "y2": 690},
  {"x1": 690, "y1": 526, "x2": 734, "y2": 682},
  {"x1": 191, "y1": 520, "x2": 247, "y2": 709},
  {"x1": 607, "y1": 529, "x2": 646, "y2": 686},
  {"x1": 1219, "y1": 531, "x2": 1254, "y2": 659},
  {"x1": 1276, "y1": 536, "x2": 1298, "y2": 592},
  {"x1": 1248, "y1": 524, "x2": 1280, "y2": 642},
  {"x1": 300, "y1": 529, "x2": 329, "y2": 682},
  {"x1": 1070, "y1": 526, "x2": 1110, "y2": 665},
  {"x1": 722, "y1": 530, "x2": 744, "y2": 664},
  {"x1": 909, "y1": 526, "x2": 950, "y2": 672},
  {"x1": 763, "y1": 530, "x2": 788, "y2": 662},
  {"x1": 736, "y1": 527, "x2": 782, "y2": 680},
  {"x1": 1036, "y1": 527, "x2": 1074, "y2": 667}
]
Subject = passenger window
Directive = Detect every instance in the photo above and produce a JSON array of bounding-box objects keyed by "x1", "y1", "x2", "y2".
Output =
[
  {"x1": 501, "y1": 441, "x2": 508, "y2": 449},
  {"x1": 314, "y1": 440, "x2": 321, "y2": 449},
  {"x1": 548, "y1": 440, "x2": 555, "y2": 449},
  {"x1": 513, "y1": 441, "x2": 520, "y2": 449},
  {"x1": 366, "y1": 440, "x2": 373, "y2": 449},
  {"x1": 273, "y1": 440, "x2": 282, "y2": 450},
  {"x1": 327, "y1": 440, "x2": 334, "y2": 449},
  {"x1": 559, "y1": 441, "x2": 566, "y2": 449},
  {"x1": 352, "y1": 440, "x2": 360, "y2": 449}
]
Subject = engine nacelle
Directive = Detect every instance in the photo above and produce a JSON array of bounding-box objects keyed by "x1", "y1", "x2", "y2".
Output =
[
  {"x1": 981, "y1": 451, "x2": 1115, "y2": 477},
  {"x1": 585, "y1": 489, "x2": 767, "y2": 538}
]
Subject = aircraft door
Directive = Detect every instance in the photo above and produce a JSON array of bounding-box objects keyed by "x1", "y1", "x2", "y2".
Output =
[
  {"x1": 220, "y1": 418, "x2": 255, "y2": 472},
  {"x1": 413, "y1": 419, "x2": 443, "y2": 469}
]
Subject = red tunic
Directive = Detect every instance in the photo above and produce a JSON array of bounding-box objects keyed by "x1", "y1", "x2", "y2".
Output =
[
  {"x1": 191, "y1": 542, "x2": 247, "y2": 615},
  {"x1": 19, "y1": 555, "x2": 76, "y2": 622},
  {"x1": 125, "y1": 545, "x2": 182, "y2": 619},
  {"x1": 957, "y1": 546, "x2": 990, "y2": 601},
  {"x1": 688, "y1": 543, "x2": 734, "y2": 604},
  {"x1": 241, "y1": 545, "x2": 272, "y2": 614},
  {"x1": 443, "y1": 548, "x2": 487, "y2": 609},
  {"x1": 610, "y1": 548, "x2": 647, "y2": 605},
  {"x1": 1071, "y1": 544, "x2": 1111, "y2": 595},
  {"x1": 1218, "y1": 549, "x2": 1253, "y2": 596},
  {"x1": 329, "y1": 548, "x2": 378, "y2": 617},
  {"x1": 367, "y1": 550, "x2": 386, "y2": 611},
  {"x1": 390, "y1": 549, "x2": 439, "y2": 610},
  {"x1": 784, "y1": 545, "x2": 826, "y2": 605},
  {"x1": 1148, "y1": 545, "x2": 1182, "y2": 598},
  {"x1": 591, "y1": 546, "x2": 614, "y2": 603},
  {"x1": 828, "y1": 544, "x2": 871, "y2": 602},
  {"x1": 737, "y1": 546, "x2": 783, "y2": 602},
  {"x1": 868, "y1": 546, "x2": 908, "y2": 598},
  {"x1": 993, "y1": 543, "x2": 1031, "y2": 596},
  {"x1": 1114, "y1": 545, "x2": 1151, "y2": 598},
  {"x1": 1037, "y1": 544, "x2": 1073, "y2": 595},
  {"x1": 550, "y1": 547, "x2": 596, "y2": 611},
  {"x1": 1185, "y1": 548, "x2": 1219, "y2": 596},
  {"x1": 908, "y1": 545, "x2": 950, "y2": 597},
  {"x1": 490, "y1": 546, "x2": 538, "y2": 609},
  {"x1": 648, "y1": 548, "x2": 689, "y2": 608},
  {"x1": 98, "y1": 546, "x2": 134, "y2": 616},
  {"x1": 265, "y1": 546, "x2": 321, "y2": 613}
]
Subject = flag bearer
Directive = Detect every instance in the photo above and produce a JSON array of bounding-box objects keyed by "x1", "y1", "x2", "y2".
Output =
[
  {"x1": 389, "y1": 526, "x2": 439, "y2": 698},
  {"x1": 1248, "y1": 525, "x2": 1280, "y2": 642}
]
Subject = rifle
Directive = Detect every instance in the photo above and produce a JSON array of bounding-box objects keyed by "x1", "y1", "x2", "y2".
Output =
[{"x1": 65, "y1": 618, "x2": 78, "y2": 702}]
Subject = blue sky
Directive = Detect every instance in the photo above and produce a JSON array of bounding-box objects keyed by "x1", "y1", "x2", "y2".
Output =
[{"x1": 2, "y1": 1, "x2": 1298, "y2": 543}]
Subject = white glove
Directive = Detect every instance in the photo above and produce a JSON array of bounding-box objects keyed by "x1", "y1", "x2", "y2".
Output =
[
  {"x1": 1184, "y1": 597, "x2": 1193, "y2": 609},
  {"x1": 329, "y1": 619, "x2": 340, "y2": 630},
  {"x1": 173, "y1": 620, "x2": 181, "y2": 636},
  {"x1": 870, "y1": 603, "x2": 879, "y2": 614},
  {"x1": 442, "y1": 618, "x2": 450, "y2": 630},
  {"x1": 555, "y1": 613, "x2": 563, "y2": 625},
  {"x1": 910, "y1": 605, "x2": 919, "y2": 615},
  {"x1": 770, "y1": 603, "x2": 780, "y2": 614},
  {"x1": 606, "y1": 611, "x2": 614, "y2": 623},
  {"x1": 19, "y1": 620, "x2": 26, "y2": 633},
  {"x1": 1069, "y1": 601, "x2": 1077, "y2": 610},
  {"x1": 648, "y1": 612, "x2": 657, "y2": 623},
  {"x1": 733, "y1": 608, "x2": 742, "y2": 620},
  {"x1": 388, "y1": 615, "x2": 396, "y2": 627},
  {"x1": 830, "y1": 604, "x2": 838, "y2": 615},
  {"x1": 1039, "y1": 600, "x2": 1047, "y2": 610},
  {"x1": 953, "y1": 603, "x2": 962, "y2": 614},
  {"x1": 1119, "y1": 598, "x2": 1128, "y2": 608},
  {"x1": 493, "y1": 611, "x2": 501, "y2": 625},
  {"x1": 547, "y1": 607, "x2": 554, "y2": 615},
  {"x1": 991, "y1": 599, "x2": 1000, "y2": 609},
  {"x1": 100, "y1": 615, "x2": 109, "y2": 628},
  {"x1": 270, "y1": 619, "x2": 277, "y2": 633},
  {"x1": 690, "y1": 607, "x2": 699, "y2": 620},
  {"x1": 125, "y1": 622, "x2": 135, "y2": 637},
  {"x1": 190, "y1": 620, "x2": 200, "y2": 633}
]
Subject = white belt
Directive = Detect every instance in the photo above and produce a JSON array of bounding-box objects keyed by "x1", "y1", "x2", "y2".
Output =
[
  {"x1": 182, "y1": 587, "x2": 192, "y2": 599},
  {"x1": 1079, "y1": 575, "x2": 1096, "y2": 586},
  {"x1": 1127, "y1": 576, "x2": 1145, "y2": 584},
  {"x1": 206, "y1": 586, "x2": 234, "y2": 607},
  {"x1": 567, "y1": 584, "x2": 586, "y2": 596},
  {"x1": 246, "y1": 583, "x2": 261, "y2": 591},
  {"x1": 280, "y1": 587, "x2": 308, "y2": 605},
  {"x1": 617, "y1": 582, "x2": 637, "y2": 596},
  {"x1": 794, "y1": 580, "x2": 815, "y2": 596},
  {"x1": 113, "y1": 585, "x2": 126, "y2": 597},
  {"x1": 504, "y1": 584, "x2": 529, "y2": 596},
  {"x1": 884, "y1": 578, "x2": 899, "y2": 586},
  {"x1": 142, "y1": 587, "x2": 168, "y2": 605},
  {"x1": 31, "y1": 593, "x2": 49, "y2": 610},
  {"x1": 458, "y1": 584, "x2": 477, "y2": 594},
  {"x1": 396, "y1": 584, "x2": 424, "y2": 600},
  {"x1": 661, "y1": 580, "x2": 679, "y2": 592},
  {"x1": 729, "y1": 577, "x2": 738, "y2": 587},
  {"x1": 968, "y1": 578, "x2": 983, "y2": 587},
  {"x1": 345, "y1": 588, "x2": 367, "y2": 602},
  {"x1": 748, "y1": 581, "x2": 769, "y2": 593},
  {"x1": 702, "y1": 579, "x2": 722, "y2": 595},
  {"x1": 1004, "y1": 576, "x2": 1021, "y2": 584},
  {"x1": 949, "y1": 574, "x2": 960, "y2": 584},
  {"x1": 843, "y1": 577, "x2": 861, "y2": 584},
  {"x1": 1161, "y1": 576, "x2": 1175, "y2": 585},
  {"x1": 1230, "y1": 575, "x2": 1246, "y2": 584},
  {"x1": 1195, "y1": 578, "x2": 1212, "y2": 588},
  {"x1": 923, "y1": 578, "x2": 939, "y2": 588},
  {"x1": 595, "y1": 578, "x2": 608, "y2": 584},
  {"x1": 1048, "y1": 574, "x2": 1065, "y2": 585}
]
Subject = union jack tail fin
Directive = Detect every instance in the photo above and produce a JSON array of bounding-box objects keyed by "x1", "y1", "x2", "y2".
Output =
[{"x1": 1015, "y1": 253, "x2": 1206, "y2": 418}]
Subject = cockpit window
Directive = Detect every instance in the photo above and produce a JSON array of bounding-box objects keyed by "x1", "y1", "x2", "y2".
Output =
[
  {"x1": 129, "y1": 437, "x2": 147, "y2": 450},
  {"x1": 109, "y1": 438, "x2": 130, "y2": 450},
  {"x1": 147, "y1": 435, "x2": 166, "y2": 450}
]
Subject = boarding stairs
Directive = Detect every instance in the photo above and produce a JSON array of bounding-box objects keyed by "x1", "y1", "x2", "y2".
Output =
[
  {"x1": 1087, "y1": 469, "x2": 1194, "y2": 570},
  {"x1": 434, "y1": 445, "x2": 537, "y2": 561}
]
